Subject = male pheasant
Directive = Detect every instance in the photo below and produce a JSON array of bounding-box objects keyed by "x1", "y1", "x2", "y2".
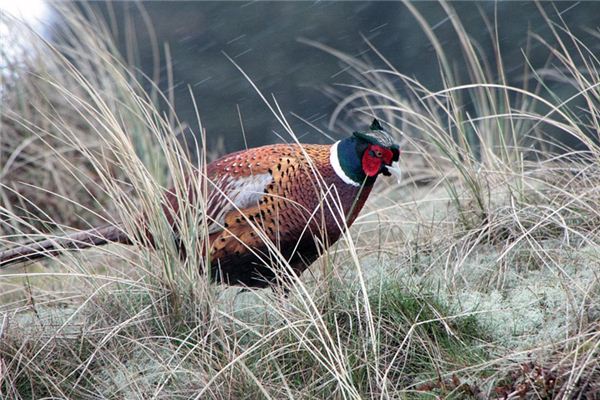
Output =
[{"x1": 0, "y1": 119, "x2": 401, "y2": 288}]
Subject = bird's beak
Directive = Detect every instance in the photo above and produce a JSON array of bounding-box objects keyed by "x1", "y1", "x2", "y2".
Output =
[{"x1": 386, "y1": 161, "x2": 402, "y2": 184}]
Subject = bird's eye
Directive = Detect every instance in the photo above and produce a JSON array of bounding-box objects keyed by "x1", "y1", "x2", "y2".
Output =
[{"x1": 375, "y1": 150, "x2": 382, "y2": 158}]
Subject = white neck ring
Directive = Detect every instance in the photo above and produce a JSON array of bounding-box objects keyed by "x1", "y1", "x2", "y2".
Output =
[{"x1": 330, "y1": 141, "x2": 360, "y2": 187}]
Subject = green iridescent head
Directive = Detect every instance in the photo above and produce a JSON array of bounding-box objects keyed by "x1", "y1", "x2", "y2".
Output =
[{"x1": 332, "y1": 119, "x2": 402, "y2": 185}]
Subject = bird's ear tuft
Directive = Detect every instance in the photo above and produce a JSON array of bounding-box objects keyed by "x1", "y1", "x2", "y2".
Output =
[
  {"x1": 353, "y1": 119, "x2": 395, "y2": 147},
  {"x1": 370, "y1": 119, "x2": 383, "y2": 131}
]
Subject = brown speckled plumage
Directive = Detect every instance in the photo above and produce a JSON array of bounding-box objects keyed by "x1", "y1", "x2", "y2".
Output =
[{"x1": 163, "y1": 143, "x2": 373, "y2": 287}]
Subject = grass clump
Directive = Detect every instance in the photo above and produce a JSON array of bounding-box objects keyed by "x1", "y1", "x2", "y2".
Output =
[{"x1": 1, "y1": 279, "x2": 492, "y2": 399}]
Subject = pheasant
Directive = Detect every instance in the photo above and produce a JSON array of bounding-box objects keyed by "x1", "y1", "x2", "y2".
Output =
[{"x1": 0, "y1": 119, "x2": 401, "y2": 288}]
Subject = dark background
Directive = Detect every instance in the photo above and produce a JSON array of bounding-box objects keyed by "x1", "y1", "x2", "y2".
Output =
[{"x1": 81, "y1": 1, "x2": 599, "y2": 151}]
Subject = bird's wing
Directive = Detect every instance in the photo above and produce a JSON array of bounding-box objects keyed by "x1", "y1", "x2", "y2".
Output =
[{"x1": 163, "y1": 143, "x2": 313, "y2": 236}]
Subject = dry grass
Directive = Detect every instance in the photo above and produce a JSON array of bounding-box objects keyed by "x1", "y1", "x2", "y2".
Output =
[{"x1": 1, "y1": 3, "x2": 599, "y2": 399}]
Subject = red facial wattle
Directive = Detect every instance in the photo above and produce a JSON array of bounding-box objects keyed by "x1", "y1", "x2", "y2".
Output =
[{"x1": 362, "y1": 144, "x2": 394, "y2": 177}]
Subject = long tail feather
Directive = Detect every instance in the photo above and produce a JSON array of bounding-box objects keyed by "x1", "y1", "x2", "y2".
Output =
[{"x1": 0, "y1": 225, "x2": 131, "y2": 268}]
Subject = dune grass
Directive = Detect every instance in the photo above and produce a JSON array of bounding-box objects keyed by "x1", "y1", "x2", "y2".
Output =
[{"x1": 1, "y1": 3, "x2": 599, "y2": 399}]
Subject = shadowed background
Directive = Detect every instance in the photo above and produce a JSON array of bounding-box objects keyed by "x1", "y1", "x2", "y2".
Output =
[{"x1": 80, "y1": 1, "x2": 599, "y2": 150}]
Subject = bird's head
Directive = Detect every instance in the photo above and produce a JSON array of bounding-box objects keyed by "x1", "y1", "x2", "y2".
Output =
[{"x1": 330, "y1": 119, "x2": 402, "y2": 186}]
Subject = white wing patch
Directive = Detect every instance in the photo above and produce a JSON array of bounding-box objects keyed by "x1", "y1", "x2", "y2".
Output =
[
  {"x1": 227, "y1": 173, "x2": 272, "y2": 209},
  {"x1": 206, "y1": 173, "x2": 272, "y2": 233}
]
